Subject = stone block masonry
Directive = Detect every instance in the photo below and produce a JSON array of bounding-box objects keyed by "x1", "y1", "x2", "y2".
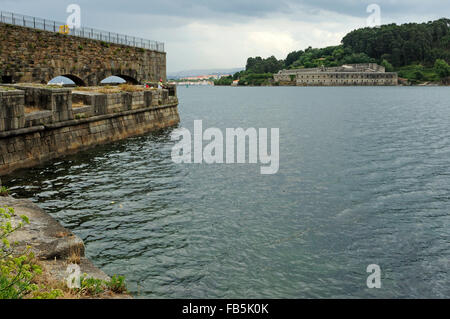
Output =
[
  {"x1": 0, "y1": 88, "x2": 25, "y2": 131},
  {"x1": 0, "y1": 22, "x2": 166, "y2": 85},
  {"x1": 0, "y1": 85, "x2": 179, "y2": 175}
]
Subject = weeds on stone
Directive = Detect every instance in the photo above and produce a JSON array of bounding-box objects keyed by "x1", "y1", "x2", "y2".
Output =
[
  {"x1": 0, "y1": 206, "x2": 63, "y2": 299},
  {"x1": 0, "y1": 186, "x2": 9, "y2": 197},
  {"x1": 108, "y1": 275, "x2": 127, "y2": 294},
  {"x1": 69, "y1": 274, "x2": 128, "y2": 297},
  {"x1": 1, "y1": 207, "x2": 128, "y2": 299},
  {"x1": 67, "y1": 247, "x2": 82, "y2": 265}
]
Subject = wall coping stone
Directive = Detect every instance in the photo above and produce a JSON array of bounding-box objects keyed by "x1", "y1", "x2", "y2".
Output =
[{"x1": 0, "y1": 102, "x2": 177, "y2": 138}]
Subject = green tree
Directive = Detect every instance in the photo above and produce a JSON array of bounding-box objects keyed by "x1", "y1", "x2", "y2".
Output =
[
  {"x1": 214, "y1": 76, "x2": 233, "y2": 86},
  {"x1": 342, "y1": 18, "x2": 450, "y2": 67},
  {"x1": 434, "y1": 59, "x2": 450, "y2": 78},
  {"x1": 381, "y1": 59, "x2": 394, "y2": 72},
  {"x1": 285, "y1": 50, "x2": 303, "y2": 67}
]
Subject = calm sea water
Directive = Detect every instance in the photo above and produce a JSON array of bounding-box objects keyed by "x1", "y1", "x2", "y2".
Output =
[{"x1": 5, "y1": 86, "x2": 450, "y2": 298}]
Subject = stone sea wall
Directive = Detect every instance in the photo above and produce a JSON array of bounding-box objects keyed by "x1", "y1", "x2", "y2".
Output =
[{"x1": 0, "y1": 85, "x2": 179, "y2": 175}]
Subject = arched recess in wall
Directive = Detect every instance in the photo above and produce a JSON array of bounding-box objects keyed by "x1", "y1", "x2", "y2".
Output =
[
  {"x1": 100, "y1": 75, "x2": 139, "y2": 85},
  {"x1": 1, "y1": 75, "x2": 13, "y2": 84},
  {"x1": 48, "y1": 75, "x2": 86, "y2": 87}
]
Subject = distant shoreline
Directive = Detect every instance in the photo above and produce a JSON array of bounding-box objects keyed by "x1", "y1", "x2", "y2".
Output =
[{"x1": 210, "y1": 83, "x2": 449, "y2": 87}]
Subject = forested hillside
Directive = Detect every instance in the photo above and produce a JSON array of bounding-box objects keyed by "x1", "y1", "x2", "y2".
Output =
[
  {"x1": 215, "y1": 18, "x2": 450, "y2": 86},
  {"x1": 342, "y1": 18, "x2": 450, "y2": 67}
]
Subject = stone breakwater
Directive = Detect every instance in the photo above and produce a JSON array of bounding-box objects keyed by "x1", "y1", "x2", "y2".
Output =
[{"x1": 0, "y1": 84, "x2": 179, "y2": 175}]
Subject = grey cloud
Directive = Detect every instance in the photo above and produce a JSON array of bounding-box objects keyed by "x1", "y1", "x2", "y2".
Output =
[
  {"x1": 1, "y1": 0, "x2": 448, "y2": 26},
  {"x1": 1, "y1": 0, "x2": 449, "y2": 72}
]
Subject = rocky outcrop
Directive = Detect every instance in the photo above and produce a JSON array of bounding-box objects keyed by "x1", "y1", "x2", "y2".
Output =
[{"x1": 0, "y1": 196, "x2": 109, "y2": 282}]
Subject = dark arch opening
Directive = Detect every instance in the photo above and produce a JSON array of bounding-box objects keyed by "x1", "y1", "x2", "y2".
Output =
[
  {"x1": 116, "y1": 74, "x2": 139, "y2": 85},
  {"x1": 101, "y1": 74, "x2": 139, "y2": 85},
  {"x1": 1, "y1": 75, "x2": 12, "y2": 84},
  {"x1": 48, "y1": 75, "x2": 86, "y2": 87}
]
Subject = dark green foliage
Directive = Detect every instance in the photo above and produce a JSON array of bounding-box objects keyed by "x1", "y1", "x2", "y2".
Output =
[
  {"x1": 214, "y1": 75, "x2": 233, "y2": 86},
  {"x1": 397, "y1": 64, "x2": 440, "y2": 83},
  {"x1": 342, "y1": 18, "x2": 450, "y2": 67},
  {"x1": 381, "y1": 59, "x2": 394, "y2": 72},
  {"x1": 434, "y1": 59, "x2": 450, "y2": 78},
  {"x1": 229, "y1": 18, "x2": 450, "y2": 86},
  {"x1": 246, "y1": 56, "x2": 284, "y2": 74},
  {"x1": 238, "y1": 73, "x2": 273, "y2": 86},
  {"x1": 285, "y1": 50, "x2": 304, "y2": 68}
]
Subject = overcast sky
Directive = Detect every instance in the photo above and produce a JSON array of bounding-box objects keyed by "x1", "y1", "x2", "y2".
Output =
[{"x1": 1, "y1": 0, "x2": 449, "y2": 72}]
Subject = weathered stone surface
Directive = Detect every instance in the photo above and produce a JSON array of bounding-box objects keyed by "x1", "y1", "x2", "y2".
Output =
[
  {"x1": 0, "y1": 89, "x2": 26, "y2": 131},
  {"x1": 93, "y1": 94, "x2": 108, "y2": 115},
  {"x1": 25, "y1": 110, "x2": 53, "y2": 127},
  {"x1": 0, "y1": 84, "x2": 179, "y2": 174},
  {"x1": 0, "y1": 196, "x2": 85, "y2": 260},
  {"x1": 0, "y1": 23, "x2": 166, "y2": 85},
  {"x1": 39, "y1": 257, "x2": 111, "y2": 283},
  {"x1": 0, "y1": 104, "x2": 179, "y2": 174},
  {"x1": 0, "y1": 196, "x2": 133, "y2": 298}
]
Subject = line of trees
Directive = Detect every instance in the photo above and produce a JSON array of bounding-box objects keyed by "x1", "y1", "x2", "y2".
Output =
[
  {"x1": 219, "y1": 18, "x2": 450, "y2": 86},
  {"x1": 342, "y1": 18, "x2": 450, "y2": 67}
]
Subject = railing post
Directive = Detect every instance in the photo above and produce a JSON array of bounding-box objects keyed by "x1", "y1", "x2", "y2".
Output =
[
  {"x1": 12, "y1": 13, "x2": 14, "y2": 25},
  {"x1": 53, "y1": 21, "x2": 55, "y2": 32},
  {"x1": 33, "y1": 17, "x2": 35, "y2": 28},
  {"x1": 23, "y1": 16, "x2": 25, "y2": 26},
  {"x1": 43, "y1": 19, "x2": 45, "y2": 30}
]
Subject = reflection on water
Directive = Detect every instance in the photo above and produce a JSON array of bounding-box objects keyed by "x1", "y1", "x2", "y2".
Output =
[{"x1": 5, "y1": 86, "x2": 450, "y2": 298}]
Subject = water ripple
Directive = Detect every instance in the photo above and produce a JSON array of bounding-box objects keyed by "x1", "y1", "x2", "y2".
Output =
[{"x1": 5, "y1": 87, "x2": 450, "y2": 298}]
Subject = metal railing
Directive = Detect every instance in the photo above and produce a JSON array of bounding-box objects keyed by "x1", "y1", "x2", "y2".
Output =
[{"x1": 0, "y1": 11, "x2": 164, "y2": 52}]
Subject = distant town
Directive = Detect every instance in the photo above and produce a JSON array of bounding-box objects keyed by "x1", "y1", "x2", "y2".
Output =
[{"x1": 168, "y1": 74, "x2": 232, "y2": 86}]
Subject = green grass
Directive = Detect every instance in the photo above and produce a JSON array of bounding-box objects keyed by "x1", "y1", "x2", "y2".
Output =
[{"x1": 396, "y1": 64, "x2": 440, "y2": 83}]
